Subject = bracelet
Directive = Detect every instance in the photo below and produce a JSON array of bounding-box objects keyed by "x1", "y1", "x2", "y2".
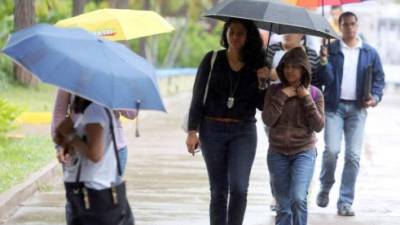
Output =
[{"x1": 320, "y1": 59, "x2": 328, "y2": 66}]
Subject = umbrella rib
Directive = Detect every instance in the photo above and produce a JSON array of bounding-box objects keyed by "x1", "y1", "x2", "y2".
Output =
[{"x1": 304, "y1": 11, "x2": 321, "y2": 38}]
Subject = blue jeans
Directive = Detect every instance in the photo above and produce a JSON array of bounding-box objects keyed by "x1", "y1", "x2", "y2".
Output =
[
  {"x1": 319, "y1": 101, "x2": 367, "y2": 208},
  {"x1": 199, "y1": 119, "x2": 257, "y2": 225},
  {"x1": 118, "y1": 146, "x2": 128, "y2": 175},
  {"x1": 268, "y1": 149, "x2": 317, "y2": 225}
]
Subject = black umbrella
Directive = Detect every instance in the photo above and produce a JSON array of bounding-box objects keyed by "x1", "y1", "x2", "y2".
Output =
[
  {"x1": 203, "y1": 0, "x2": 339, "y2": 39},
  {"x1": 204, "y1": 0, "x2": 338, "y2": 88}
]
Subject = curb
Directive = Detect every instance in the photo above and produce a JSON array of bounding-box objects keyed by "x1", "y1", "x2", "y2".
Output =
[
  {"x1": 18, "y1": 112, "x2": 52, "y2": 124},
  {"x1": 0, "y1": 160, "x2": 59, "y2": 223},
  {"x1": 18, "y1": 112, "x2": 138, "y2": 124}
]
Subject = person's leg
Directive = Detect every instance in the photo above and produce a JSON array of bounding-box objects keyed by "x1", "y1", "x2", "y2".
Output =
[
  {"x1": 226, "y1": 123, "x2": 257, "y2": 225},
  {"x1": 317, "y1": 106, "x2": 345, "y2": 207},
  {"x1": 118, "y1": 146, "x2": 128, "y2": 175},
  {"x1": 337, "y1": 105, "x2": 367, "y2": 212},
  {"x1": 200, "y1": 120, "x2": 230, "y2": 225},
  {"x1": 291, "y1": 149, "x2": 317, "y2": 225},
  {"x1": 268, "y1": 150, "x2": 292, "y2": 225},
  {"x1": 264, "y1": 126, "x2": 277, "y2": 212},
  {"x1": 65, "y1": 201, "x2": 73, "y2": 225}
]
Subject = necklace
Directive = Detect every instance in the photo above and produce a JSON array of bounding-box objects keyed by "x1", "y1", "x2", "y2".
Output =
[{"x1": 227, "y1": 69, "x2": 241, "y2": 109}]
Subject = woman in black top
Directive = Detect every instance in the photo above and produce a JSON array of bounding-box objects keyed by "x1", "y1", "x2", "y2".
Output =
[{"x1": 186, "y1": 19, "x2": 270, "y2": 225}]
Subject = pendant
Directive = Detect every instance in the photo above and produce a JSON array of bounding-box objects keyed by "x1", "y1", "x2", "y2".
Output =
[{"x1": 227, "y1": 97, "x2": 235, "y2": 109}]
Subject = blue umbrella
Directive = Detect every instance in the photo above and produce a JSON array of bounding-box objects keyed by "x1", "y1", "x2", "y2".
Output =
[{"x1": 2, "y1": 23, "x2": 165, "y2": 111}]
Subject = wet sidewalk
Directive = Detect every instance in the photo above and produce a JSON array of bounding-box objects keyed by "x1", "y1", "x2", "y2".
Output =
[{"x1": 2, "y1": 90, "x2": 400, "y2": 225}]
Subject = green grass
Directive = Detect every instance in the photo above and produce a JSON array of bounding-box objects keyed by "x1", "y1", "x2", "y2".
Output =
[
  {"x1": 0, "y1": 83, "x2": 56, "y2": 112},
  {"x1": 0, "y1": 136, "x2": 54, "y2": 193},
  {"x1": 0, "y1": 75, "x2": 194, "y2": 112}
]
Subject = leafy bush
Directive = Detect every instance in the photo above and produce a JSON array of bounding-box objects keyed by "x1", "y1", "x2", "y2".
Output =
[{"x1": 0, "y1": 97, "x2": 22, "y2": 137}]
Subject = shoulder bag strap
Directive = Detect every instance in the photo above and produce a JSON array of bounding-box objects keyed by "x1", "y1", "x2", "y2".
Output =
[
  {"x1": 105, "y1": 109, "x2": 122, "y2": 176},
  {"x1": 73, "y1": 108, "x2": 122, "y2": 185},
  {"x1": 202, "y1": 51, "x2": 218, "y2": 105}
]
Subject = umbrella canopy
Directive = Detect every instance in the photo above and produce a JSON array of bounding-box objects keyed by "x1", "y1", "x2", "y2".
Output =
[
  {"x1": 2, "y1": 24, "x2": 165, "y2": 111},
  {"x1": 203, "y1": 0, "x2": 339, "y2": 39},
  {"x1": 285, "y1": 0, "x2": 366, "y2": 8},
  {"x1": 56, "y1": 8, "x2": 174, "y2": 41}
]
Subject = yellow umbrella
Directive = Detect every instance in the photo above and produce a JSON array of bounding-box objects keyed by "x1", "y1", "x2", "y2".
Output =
[{"x1": 56, "y1": 8, "x2": 174, "y2": 41}]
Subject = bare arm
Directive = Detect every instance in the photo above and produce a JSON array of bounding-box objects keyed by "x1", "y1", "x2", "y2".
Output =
[
  {"x1": 51, "y1": 89, "x2": 71, "y2": 142},
  {"x1": 117, "y1": 110, "x2": 137, "y2": 120}
]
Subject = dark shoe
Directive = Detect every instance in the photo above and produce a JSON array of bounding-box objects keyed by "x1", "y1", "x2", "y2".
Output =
[
  {"x1": 270, "y1": 198, "x2": 277, "y2": 212},
  {"x1": 337, "y1": 205, "x2": 355, "y2": 216},
  {"x1": 316, "y1": 191, "x2": 329, "y2": 207},
  {"x1": 270, "y1": 204, "x2": 277, "y2": 212}
]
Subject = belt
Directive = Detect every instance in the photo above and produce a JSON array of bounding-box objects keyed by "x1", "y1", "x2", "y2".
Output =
[
  {"x1": 205, "y1": 116, "x2": 242, "y2": 123},
  {"x1": 340, "y1": 99, "x2": 357, "y2": 103}
]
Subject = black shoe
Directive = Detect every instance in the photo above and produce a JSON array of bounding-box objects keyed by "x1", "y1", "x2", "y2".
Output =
[
  {"x1": 270, "y1": 204, "x2": 277, "y2": 212},
  {"x1": 337, "y1": 205, "x2": 355, "y2": 216},
  {"x1": 316, "y1": 191, "x2": 329, "y2": 207}
]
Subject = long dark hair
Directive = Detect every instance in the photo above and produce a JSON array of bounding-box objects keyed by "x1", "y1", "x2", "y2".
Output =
[{"x1": 220, "y1": 19, "x2": 265, "y2": 68}]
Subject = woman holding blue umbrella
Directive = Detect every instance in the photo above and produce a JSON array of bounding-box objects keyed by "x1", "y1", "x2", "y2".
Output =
[{"x1": 186, "y1": 18, "x2": 270, "y2": 225}]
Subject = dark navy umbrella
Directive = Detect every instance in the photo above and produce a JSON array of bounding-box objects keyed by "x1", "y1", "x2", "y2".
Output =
[{"x1": 2, "y1": 23, "x2": 165, "y2": 111}]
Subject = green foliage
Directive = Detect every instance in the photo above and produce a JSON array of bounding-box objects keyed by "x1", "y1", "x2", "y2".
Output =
[
  {"x1": 36, "y1": 0, "x2": 72, "y2": 24},
  {"x1": 177, "y1": 21, "x2": 222, "y2": 67},
  {"x1": 0, "y1": 98, "x2": 22, "y2": 137},
  {"x1": 0, "y1": 136, "x2": 54, "y2": 193},
  {"x1": 0, "y1": 0, "x2": 14, "y2": 87},
  {"x1": 0, "y1": 83, "x2": 56, "y2": 111}
]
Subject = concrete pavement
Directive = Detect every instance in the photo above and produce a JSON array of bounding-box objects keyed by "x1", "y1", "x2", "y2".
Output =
[{"x1": 1, "y1": 90, "x2": 400, "y2": 225}]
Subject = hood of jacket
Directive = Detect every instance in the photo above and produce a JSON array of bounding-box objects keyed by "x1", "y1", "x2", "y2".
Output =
[{"x1": 276, "y1": 46, "x2": 312, "y2": 87}]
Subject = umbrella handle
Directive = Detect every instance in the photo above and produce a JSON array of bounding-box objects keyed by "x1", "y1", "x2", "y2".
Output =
[{"x1": 135, "y1": 100, "x2": 141, "y2": 137}]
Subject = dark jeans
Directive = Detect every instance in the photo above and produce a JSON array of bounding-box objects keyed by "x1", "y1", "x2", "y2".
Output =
[{"x1": 199, "y1": 119, "x2": 257, "y2": 225}]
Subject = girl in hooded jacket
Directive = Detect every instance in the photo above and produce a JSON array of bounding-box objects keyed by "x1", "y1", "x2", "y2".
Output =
[{"x1": 262, "y1": 47, "x2": 325, "y2": 225}]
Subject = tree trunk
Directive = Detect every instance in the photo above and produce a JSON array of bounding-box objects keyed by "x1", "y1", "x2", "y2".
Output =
[
  {"x1": 13, "y1": 0, "x2": 38, "y2": 87},
  {"x1": 73, "y1": 0, "x2": 87, "y2": 16},
  {"x1": 139, "y1": 0, "x2": 151, "y2": 58}
]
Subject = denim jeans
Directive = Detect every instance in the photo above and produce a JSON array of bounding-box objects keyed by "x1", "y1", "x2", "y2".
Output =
[
  {"x1": 199, "y1": 119, "x2": 257, "y2": 225},
  {"x1": 267, "y1": 149, "x2": 317, "y2": 225},
  {"x1": 118, "y1": 146, "x2": 128, "y2": 175},
  {"x1": 319, "y1": 101, "x2": 367, "y2": 208}
]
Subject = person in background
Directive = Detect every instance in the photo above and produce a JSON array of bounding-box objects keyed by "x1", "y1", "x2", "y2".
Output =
[
  {"x1": 266, "y1": 33, "x2": 322, "y2": 90},
  {"x1": 185, "y1": 18, "x2": 270, "y2": 225},
  {"x1": 329, "y1": 6, "x2": 343, "y2": 35},
  {"x1": 316, "y1": 11, "x2": 385, "y2": 216},
  {"x1": 263, "y1": 46, "x2": 325, "y2": 225}
]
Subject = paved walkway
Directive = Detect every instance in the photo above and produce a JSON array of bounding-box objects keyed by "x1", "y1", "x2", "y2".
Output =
[{"x1": 2, "y1": 90, "x2": 400, "y2": 225}]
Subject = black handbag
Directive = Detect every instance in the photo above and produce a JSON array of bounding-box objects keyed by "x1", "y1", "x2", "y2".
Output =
[{"x1": 64, "y1": 109, "x2": 134, "y2": 225}]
